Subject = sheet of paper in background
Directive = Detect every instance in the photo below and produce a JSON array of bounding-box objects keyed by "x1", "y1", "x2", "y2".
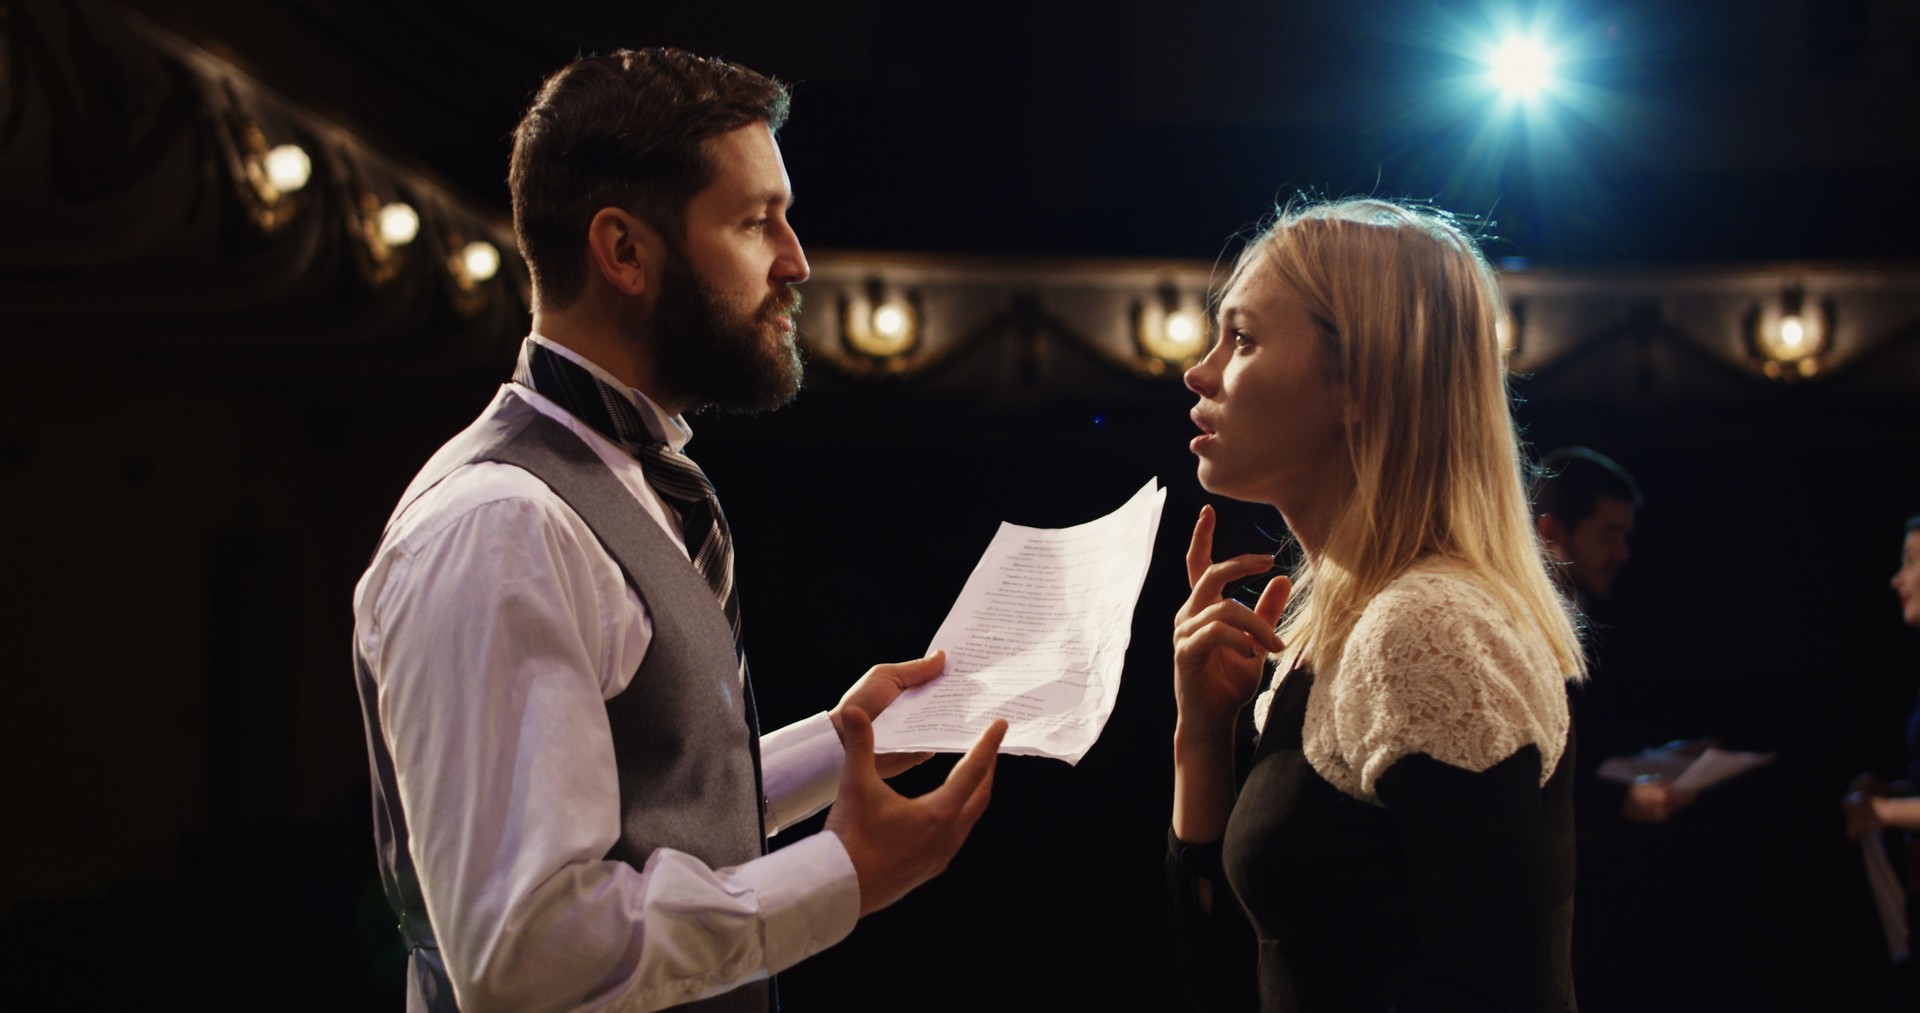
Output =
[
  {"x1": 1863, "y1": 831, "x2": 1912, "y2": 961},
  {"x1": 1596, "y1": 744, "x2": 1775, "y2": 793},
  {"x1": 1667, "y1": 747, "x2": 1774, "y2": 793},
  {"x1": 870, "y1": 478, "x2": 1166, "y2": 765}
]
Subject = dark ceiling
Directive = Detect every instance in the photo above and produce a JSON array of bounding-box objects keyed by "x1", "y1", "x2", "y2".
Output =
[{"x1": 126, "y1": 0, "x2": 1920, "y2": 266}]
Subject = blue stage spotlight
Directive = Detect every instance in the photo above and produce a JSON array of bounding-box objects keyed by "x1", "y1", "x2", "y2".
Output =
[{"x1": 1487, "y1": 35, "x2": 1557, "y2": 100}]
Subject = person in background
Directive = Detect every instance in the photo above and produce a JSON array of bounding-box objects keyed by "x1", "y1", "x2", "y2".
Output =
[
  {"x1": 1534, "y1": 446, "x2": 1639, "y2": 606},
  {"x1": 1533, "y1": 448, "x2": 1691, "y2": 824},
  {"x1": 1838, "y1": 514, "x2": 1920, "y2": 1008},
  {"x1": 1844, "y1": 514, "x2": 1920, "y2": 840},
  {"x1": 1167, "y1": 197, "x2": 1584, "y2": 1011}
]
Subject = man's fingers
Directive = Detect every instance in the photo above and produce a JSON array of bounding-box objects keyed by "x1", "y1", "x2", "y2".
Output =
[
  {"x1": 955, "y1": 741, "x2": 999, "y2": 830},
  {"x1": 873, "y1": 749, "x2": 936, "y2": 780},
  {"x1": 832, "y1": 705, "x2": 878, "y2": 786},
  {"x1": 873, "y1": 650, "x2": 947, "y2": 690},
  {"x1": 929, "y1": 718, "x2": 1007, "y2": 816},
  {"x1": 1185, "y1": 505, "x2": 1217, "y2": 588}
]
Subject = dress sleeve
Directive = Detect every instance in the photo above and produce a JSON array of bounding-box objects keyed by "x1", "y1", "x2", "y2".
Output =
[
  {"x1": 1374, "y1": 746, "x2": 1563, "y2": 1012},
  {"x1": 362, "y1": 486, "x2": 858, "y2": 1012},
  {"x1": 1326, "y1": 574, "x2": 1569, "y2": 803}
]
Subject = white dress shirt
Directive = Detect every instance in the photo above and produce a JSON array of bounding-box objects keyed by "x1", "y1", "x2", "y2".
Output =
[{"x1": 353, "y1": 336, "x2": 856, "y2": 1012}]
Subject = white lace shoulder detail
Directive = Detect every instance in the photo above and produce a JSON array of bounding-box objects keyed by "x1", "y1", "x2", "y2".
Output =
[{"x1": 1301, "y1": 560, "x2": 1570, "y2": 805}]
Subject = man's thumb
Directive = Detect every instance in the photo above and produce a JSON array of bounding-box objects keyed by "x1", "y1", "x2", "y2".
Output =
[{"x1": 833, "y1": 705, "x2": 875, "y2": 767}]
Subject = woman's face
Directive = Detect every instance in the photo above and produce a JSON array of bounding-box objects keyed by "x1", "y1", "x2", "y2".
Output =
[
  {"x1": 1893, "y1": 531, "x2": 1920, "y2": 628},
  {"x1": 1183, "y1": 256, "x2": 1350, "y2": 516}
]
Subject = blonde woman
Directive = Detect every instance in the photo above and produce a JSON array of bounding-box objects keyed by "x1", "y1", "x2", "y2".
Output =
[{"x1": 1167, "y1": 198, "x2": 1585, "y2": 1011}]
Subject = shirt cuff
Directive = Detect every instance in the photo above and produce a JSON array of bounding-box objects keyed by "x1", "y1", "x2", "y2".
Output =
[
  {"x1": 736, "y1": 830, "x2": 859, "y2": 974},
  {"x1": 762, "y1": 711, "x2": 843, "y2": 835}
]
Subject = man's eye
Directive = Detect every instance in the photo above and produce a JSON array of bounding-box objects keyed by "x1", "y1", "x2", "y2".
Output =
[{"x1": 745, "y1": 218, "x2": 768, "y2": 231}]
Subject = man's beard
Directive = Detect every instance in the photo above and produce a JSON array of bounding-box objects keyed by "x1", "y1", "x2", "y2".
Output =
[{"x1": 646, "y1": 251, "x2": 805, "y2": 415}]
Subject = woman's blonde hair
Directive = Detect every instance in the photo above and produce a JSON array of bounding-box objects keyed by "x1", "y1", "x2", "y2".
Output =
[{"x1": 1227, "y1": 197, "x2": 1585, "y2": 682}]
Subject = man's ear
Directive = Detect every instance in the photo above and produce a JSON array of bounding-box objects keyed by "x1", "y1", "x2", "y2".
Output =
[
  {"x1": 584, "y1": 208, "x2": 664, "y2": 298},
  {"x1": 1536, "y1": 514, "x2": 1568, "y2": 556}
]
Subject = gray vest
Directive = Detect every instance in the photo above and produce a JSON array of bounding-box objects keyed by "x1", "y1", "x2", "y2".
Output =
[{"x1": 353, "y1": 393, "x2": 769, "y2": 1012}]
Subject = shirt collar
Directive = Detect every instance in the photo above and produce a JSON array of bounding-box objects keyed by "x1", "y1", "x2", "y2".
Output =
[{"x1": 522, "y1": 333, "x2": 693, "y2": 453}]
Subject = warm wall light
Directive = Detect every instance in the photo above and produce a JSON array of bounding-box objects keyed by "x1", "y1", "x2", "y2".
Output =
[
  {"x1": 1744, "y1": 286, "x2": 1834, "y2": 379},
  {"x1": 460, "y1": 241, "x2": 500, "y2": 283},
  {"x1": 839, "y1": 279, "x2": 922, "y2": 360},
  {"x1": 264, "y1": 143, "x2": 311, "y2": 194},
  {"x1": 349, "y1": 189, "x2": 405, "y2": 285},
  {"x1": 378, "y1": 202, "x2": 420, "y2": 246},
  {"x1": 1134, "y1": 283, "x2": 1207, "y2": 371},
  {"x1": 1497, "y1": 299, "x2": 1526, "y2": 360}
]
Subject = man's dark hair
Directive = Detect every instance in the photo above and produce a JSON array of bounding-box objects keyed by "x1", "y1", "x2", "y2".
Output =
[
  {"x1": 509, "y1": 48, "x2": 791, "y2": 309},
  {"x1": 1533, "y1": 447, "x2": 1644, "y2": 529}
]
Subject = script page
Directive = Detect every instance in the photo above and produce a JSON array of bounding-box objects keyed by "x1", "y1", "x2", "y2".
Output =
[
  {"x1": 870, "y1": 478, "x2": 1166, "y2": 765},
  {"x1": 1668, "y1": 747, "x2": 1775, "y2": 793}
]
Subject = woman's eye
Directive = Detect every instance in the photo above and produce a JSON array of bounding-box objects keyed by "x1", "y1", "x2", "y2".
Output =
[{"x1": 1231, "y1": 330, "x2": 1254, "y2": 349}]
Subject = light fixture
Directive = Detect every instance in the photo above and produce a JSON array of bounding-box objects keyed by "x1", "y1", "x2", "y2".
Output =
[
  {"x1": 1497, "y1": 299, "x2": 1525, "y2": 360},
  {"x1": 460, "y1": 241, "x2": 500, "y2": 283},
  {"x1": 227, "y1": 102, "x2": 308, "y2": 230},
  {"x1": 1743, "y1": 285, "x2": 1834, "y2": 380},
  {"x1": 378, "y1": 202, "x2": 420, "y2": 246},
  {"x1": 838, "y1": 279, "x2": 922, "y2": 362},
  {"x1": 1133, "y1": 283, "x2": 1207, "y2": 372},
  {"x1": 1487, "y1": 36, "x2": 1556, "y2": 100},
  {"x1": 263, "y1": 143, "x2": 311, "y2": 194}
]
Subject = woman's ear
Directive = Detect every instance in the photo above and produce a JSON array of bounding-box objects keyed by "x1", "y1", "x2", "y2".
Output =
[{"x1": 584, "y1": 207, "x2": 665, "y2": 298}]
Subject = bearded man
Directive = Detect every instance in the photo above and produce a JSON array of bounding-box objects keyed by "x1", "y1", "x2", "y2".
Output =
[{"x1": 351, "y1": 49, "x2": 1005, "y2": 1013}]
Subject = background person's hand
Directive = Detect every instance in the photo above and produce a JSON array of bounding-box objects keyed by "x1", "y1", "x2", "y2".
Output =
[
  {"x1": 824, "y1": 704, "x2": 1006, "y2": 917},
  {"x1": 1842, "y1": 789, "x2": 1885, "y2": 840},
  {"x1": 1621, "y1": 777, "x2": 1697, "y2": 823}
]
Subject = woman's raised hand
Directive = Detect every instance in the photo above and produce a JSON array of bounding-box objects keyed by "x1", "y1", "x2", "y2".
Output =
[{"x1": 1173, "y1": 505, "x2": 1290, "y2": 739}]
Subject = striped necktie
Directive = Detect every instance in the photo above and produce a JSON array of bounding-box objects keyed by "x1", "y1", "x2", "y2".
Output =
[{"x1": 514, "y1": 341, "x2": 744, "y2": 660}]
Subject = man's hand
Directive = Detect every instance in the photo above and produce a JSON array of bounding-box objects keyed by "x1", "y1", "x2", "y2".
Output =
[
  {"x1": 824, "y1": 704, "x2": 1006, "y2": 917},
  {"x1": 839, "y1": 651, "x2": 944, "y2": 778}
]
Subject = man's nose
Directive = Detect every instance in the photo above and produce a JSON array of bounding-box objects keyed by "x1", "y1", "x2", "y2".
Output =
[{"x1": 774, "y1": 222, "x2": 809, "y2": 285}]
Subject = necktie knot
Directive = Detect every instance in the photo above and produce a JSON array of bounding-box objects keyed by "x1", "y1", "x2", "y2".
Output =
[{"x1": 516, "y1": 341, "x2": 744, "y2": 658}]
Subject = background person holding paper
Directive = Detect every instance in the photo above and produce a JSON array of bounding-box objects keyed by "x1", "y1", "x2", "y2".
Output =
[
  {"x1": 1845, "y1": 514, "x2": 1920, "y2": 842},
  {"x1": 352, "y1": 49, "x2": 1005, "y2": 1012},
  {"x1": 1840, "y1": 514, "x2": 1920, "y2": 1005},
  {"x1": 1532, "y1": 447, "x2": 1700, "y2": 826},
  {"x1": 1166, "y1": 198, "x2": 1586, "y2": 1011}
]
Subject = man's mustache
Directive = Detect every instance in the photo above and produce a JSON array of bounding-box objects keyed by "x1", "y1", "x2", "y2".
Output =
[{"x1": 761, "y1": 286, "x2": 802, "y2": 322}]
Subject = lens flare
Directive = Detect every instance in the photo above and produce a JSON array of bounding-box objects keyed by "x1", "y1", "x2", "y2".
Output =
[{"x1": 1487, "y1": 36, "x2": 1556, "y2": 99}]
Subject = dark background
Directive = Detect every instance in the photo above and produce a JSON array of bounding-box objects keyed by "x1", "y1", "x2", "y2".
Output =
[{"x1": 2, "y1": 0, "x2": 1918, "y2": 1009}]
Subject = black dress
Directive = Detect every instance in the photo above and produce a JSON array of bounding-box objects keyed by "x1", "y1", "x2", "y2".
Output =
[{"x1": 1171, "y1": 666, "x2": 1576, "y2": 1012}]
